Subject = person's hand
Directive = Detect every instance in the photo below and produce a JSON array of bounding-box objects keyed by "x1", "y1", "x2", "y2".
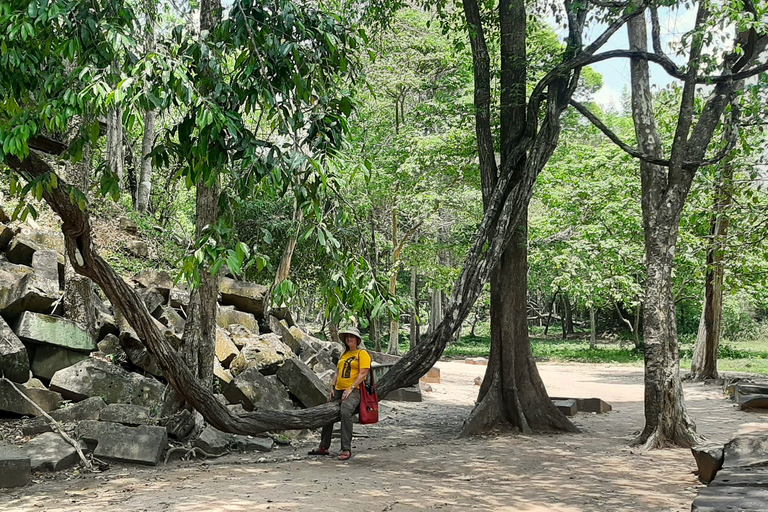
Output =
[
  {"x1": 342, "y1": 387, "x2": 353, "y2": 400},
  {"x1": 328, "y1": 389, "x2": 335, "y2": 403}
]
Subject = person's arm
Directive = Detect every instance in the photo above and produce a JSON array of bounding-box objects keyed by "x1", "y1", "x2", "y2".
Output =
[{"x1": 328, "y1": 370, "x2": 339, "y2": 402}]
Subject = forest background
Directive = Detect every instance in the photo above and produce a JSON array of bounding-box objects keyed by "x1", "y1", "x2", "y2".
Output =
[{"x1": 1, "y1": 0, "x2": 767, "y2": 443}]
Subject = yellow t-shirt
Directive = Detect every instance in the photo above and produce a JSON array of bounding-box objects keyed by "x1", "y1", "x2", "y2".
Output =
[{"x1": 335, "y1": 349, "x2": 372, "y2": 390}]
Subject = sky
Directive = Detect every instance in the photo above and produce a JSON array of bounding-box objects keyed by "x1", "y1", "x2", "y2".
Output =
[{"x1": 558, "y1": 7, "x2": 699, "y2": 111}]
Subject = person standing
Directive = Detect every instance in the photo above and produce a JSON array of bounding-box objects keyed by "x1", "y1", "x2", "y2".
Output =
[{"x1": 308, "y1": 326, "x2": 371, "y2": 460}]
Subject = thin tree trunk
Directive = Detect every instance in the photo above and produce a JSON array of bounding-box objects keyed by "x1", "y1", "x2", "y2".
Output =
[
  {"x1": 387, "y1": 207, "x2": 400, "y2": 355},
  {"x1": 544, "y1": 289, "x2": 559, "y2": 336},
  {"x1": 137, "y1": 108, "x2": 156, "y2": 212},
  {"x1": 410, "y1": 267, "x2": 419, "y2": 350},
  {"x1": 633, "y1": 301, "x2": 642, "y2": 349},
  {"x1": 136, "y1": 0, "x2": 157, "y2": 212},
  {"x1": 106, "y1": 101, "x2": 124, "y2": 187},
  {"x1": 428, "y1": 288, "x2": 443, "y2": 335},
  {"x1": 691, "y1": 163, "x2": 732, "y2": 380},
  {"x1": 589, "y1": 305, "x2": 596, "y2": 349},
  {"x1": 179, "y1": 0, "x2": 222, "y2": 391},
  {"x1": 274, "y1": 200, "x2": 303, "y2": 287}
]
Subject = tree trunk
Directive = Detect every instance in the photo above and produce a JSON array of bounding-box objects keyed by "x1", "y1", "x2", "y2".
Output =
[
  {"x1": 589, "y1": 305, "x2": 596, "y2": 349},
  {"x1": 274, "y1": 198, "x2": 303, "y2": 288},
  {"x1": 462, "y1": 208, "x2": 577, "y2": 435},
  {"x1": 691, "y1": 163, "x2": 732, "y2": 380},
  {"x1": 371, "y1": 316, "x2": 382, "y2": 352},
  {"x1": 137, "y1": 109, "x2": 156, "y2": 212},
  {"x1": 106, "y1": 106, "x2": 124, "y2": 186},
  {"x1": 179, "y1": 0, "x2": 222, "y2": 391},
  {"x1": 628, "y1": 7, "x2": 696, "y2": 448},
  {"x1": 410, "y1": 267, "x2": 419, "y2": 350},
  {"x1": 136, "y1": 0, "x2": 157, "y2": 213},
  {"x1": 428, "y1": 288, "x2": 443, "y2": 335}
]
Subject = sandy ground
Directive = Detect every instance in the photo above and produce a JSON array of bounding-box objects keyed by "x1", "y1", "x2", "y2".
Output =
[{"x1": 2, "y1": 361, "x2": 765, "y2": 512}]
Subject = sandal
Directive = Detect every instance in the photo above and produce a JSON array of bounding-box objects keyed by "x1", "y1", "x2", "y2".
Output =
[
  {"x1": 308, "y1": 447, "x2": 330, "y2": 456},
  {"x1": 338, "y1": 451, "x2": 352, "y2": 461}
]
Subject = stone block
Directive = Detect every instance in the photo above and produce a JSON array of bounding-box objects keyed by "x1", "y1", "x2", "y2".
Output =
[
  {"x1": 368, "y1": 350, "x2": 402, "y2": 366},
  {"x1": 215, "y1": 328, "x2": 239, "y2": 368},
  {"x1": 464, "y1": 357, "x2": 488, "y2": 365},
  {"x1": 133, "y1": 270, "x2": 173, "y2": 300},
  {"x1": 99, "y1": 404, "x2": 154, "y2": 426},
  {"x1": 118, "y1": 330, "x2": 165, "y2": 377},
  {"x1": 21, "y1": 229, "x2": 65, "y2": 255},
  {"x1": 691, "y1": 486, "x2": 768, "y2": 511},
  {"x1": 169, "y1": 286, "x2": 190, "y2": 308},
  {"x1": 78, "y1": 421, "x2": 168, "y2": 465},
  {"x1": 154, "y1": 306, "x2": 186, "y2": 335},
  {"x1": 217, "y1": 305, "x2": 259, "y2": 333},
  {"x1": 224, "y1": 368, "x2": 294, "y2": 411},
  {"x1": 6, "y1": 236, "x2": 40, "y2": 266},
  {"x1": 0, "y1": 259, "x2": 59, "y2": 321},
  {"x1": 549, "y1": 397, "x2": 612, "y2": 414},
  {"x1": 0, "y1": 315, "x2": 29, "y2": 383},
  {"x1": 0, "y1": 379, "x2": 61, "y2": 416},
  {"x1": 0, "y1": 224, "x2": 17, "y2": 252},
  {"x1": 276, "y1": 359, "x2": 329, "y2": 408},
  {"x1": 125, "y1": 241, "x2": 149, "y2": 258},
  {"x1": 0, "y1": 445, "x2": 31, "y2": 488},
  {"x1": 218, "y1": 277, "x2": 267, "y2": 318},
  {"x1": 15, "y1": 311, "x2": 95, "y2": 352},
  {"x1": 737, "y1": 394, "x2": 768, "y2": 411},
  {"x1": 97, "y1": 333, "x2": 126, "y2": 359},
  {"x1": 229, "y1": 333, "x2": 293, "y2": 376},
  {"x1": 23, "y1": 432, "x2": 83, "y2": 472},
  {"x1": 420, "y1": 367, "x2": 441, "y2": 384},
  {"x1": 194, "y1": 425, "x2": 232, "y2": 456},
  {"x1": 119, "y1": 216, "x2": 138, "y2": 234},
  {"x1": 31, "y1": 249, "x2": 60, "y2": 285},
  {"x1": 692, "y1": 444, "x2": 724, "y2": 484},
  {"x1": 233, "y1": 435, "x2": 274, "y2": 453},
  {"x1": 136, "y1": 287, "x2": 165, "y2": 316},
  {"x1": 382, "y1": 385, "x2": 422, "y2": 402},
  {"x1": 553, "y1": 399, "x2": 577, "y2": 416},
  {"x1": 724, "y1": 434, "x2": 768, "y2": 468},
  {"x1": 214, "y1": 359, "x2": 234, "y2": 388},
  {"x1": 303, "y1": 349, "x2": 336, "y2": 374},
  {"x1": 31, "y1": 345, "x2": 89, "y2": 382},
  {"x1": 269, "y1": 316, "x2": 301, "y2": 355},
  {"x1": 49, "y1": 358, "x2": 166, "y2": 408},
  {"x1": 22, "y1": 397, "x2": 107, "y2": 436},
  {"x1": 710, "y1": 466, "x2": 768, "y2": 487},
  {"x1": 160, "y1": 409, "x2": 195, "y2": 440},
  {"x1": 228, "y1": 324, "x2": 254, "y2": 349}
]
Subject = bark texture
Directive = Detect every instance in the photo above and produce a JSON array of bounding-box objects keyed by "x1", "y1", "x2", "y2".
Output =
[
  {"x1": 136, "y1": 0, "x2": 157, "y2": 212},
  {"x1": 462, "y1": 209, "x2": 577, "y2": 435}
]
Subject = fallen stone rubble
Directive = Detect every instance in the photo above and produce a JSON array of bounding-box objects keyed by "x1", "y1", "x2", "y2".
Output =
[{"x1": 0, "y1": 215, "x2": 421, "y2": 487}]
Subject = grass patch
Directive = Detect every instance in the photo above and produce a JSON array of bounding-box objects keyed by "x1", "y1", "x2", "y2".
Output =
[{"x1": 443, "y1": 333, "x2": 768, "y2": 376}]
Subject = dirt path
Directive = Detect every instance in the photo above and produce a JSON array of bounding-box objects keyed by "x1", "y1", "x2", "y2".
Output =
[{"x1": 3, "y1": 362, "x2": 765, "y2": 512}]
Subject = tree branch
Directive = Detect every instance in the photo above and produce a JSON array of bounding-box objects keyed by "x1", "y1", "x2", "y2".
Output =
[{"x1": 569, "y1": 100, "x2": 671, "y2": 165}]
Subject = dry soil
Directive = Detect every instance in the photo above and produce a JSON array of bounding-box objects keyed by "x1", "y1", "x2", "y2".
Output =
[{"x1": 2, "y1": 361, "x2": 764, "y2": 512}]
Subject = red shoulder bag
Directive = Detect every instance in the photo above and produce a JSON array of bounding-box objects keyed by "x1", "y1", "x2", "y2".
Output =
[{"x1": 359, "y1": 366, "x2": 379, "y2": 425}]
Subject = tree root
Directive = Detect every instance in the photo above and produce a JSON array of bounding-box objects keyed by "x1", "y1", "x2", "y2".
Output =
[
  {"x1": 3, "y1": 377, "x2": 95, "y2": 472},
  {"x1": 164, "y1": 446, "x2": 230, "y2": 464}
]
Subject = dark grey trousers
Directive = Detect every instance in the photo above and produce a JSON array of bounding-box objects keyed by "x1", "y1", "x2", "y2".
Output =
[{"x1": 320, "y1": 388, "x2": 360, "y2": 452}]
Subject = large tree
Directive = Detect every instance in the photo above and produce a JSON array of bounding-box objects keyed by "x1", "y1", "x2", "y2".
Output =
[{"x1": 571, "y1": 0, "x2": 768, "y2": 447}]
